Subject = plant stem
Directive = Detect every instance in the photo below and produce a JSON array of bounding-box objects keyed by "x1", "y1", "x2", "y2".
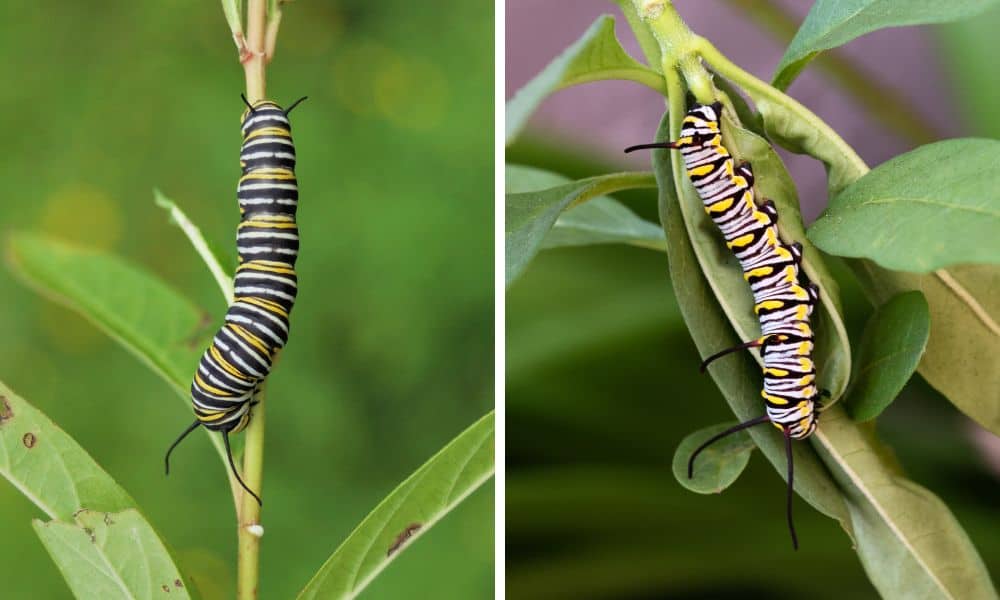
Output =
[
  {"x1": 697, "y1": 38, "x2": 869, "y2": 179},
  {"x1": 629, "y1": 0, "x2": 714, "y2": 103},
  {"x1": 243, "y1": 0, "x2": 268, "y2": 102},
  {"x1": 237, "y1": 385, "x2": 267, "y2": 600},
  {"x1": 236, "y1": 2, "x2": 268, "y2": 599}
]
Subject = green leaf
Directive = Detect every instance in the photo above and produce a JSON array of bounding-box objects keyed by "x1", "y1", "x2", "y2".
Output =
[
  {"x1": 35, "y1": 509, "x2": 192, "y2": 600},
  {"x1": 755, "y1": 95, "x2": 867, "y2": 198},
  {"x1": 654, "y1": 106, "x2": 996, "y2": 596},
  {"x1": 0, "y1": 380, "x2": 134, "y2": 519},
  {"x1": 809, "y1": 139, "x2": 1000, "y2": 272},
  {"x1": 653, "y1": 107, "x2": 851, "y2": 524},
  {"x1": 297, "y1": 411, "x2": 494, "y2": 600},
  {"x1": 852, "y1": 262, "x2": 1000, "y2": 435},
  {"x1": 505, "y1": 165, "x2": 657, "y2": 286},
  {"x1": 846, "y1": 292, "x2": 930, "y2": 422},
  {"x1": 773, "y1": 0, "x2": 1000, "y2": 90},
  {"x1": 541, "y1": 197, "x2": 666, "y2": 252},
  {"x1": 0, "y1": 381, "x2": 192, "y2": 597},
  {"x1": 939, "y1": 4, "x2": 1000, "y2": 138},
  {"x1": 221, "y1": 0, "x2": 243, "y2": 40},
  {"x1": 505, "y1": 15, "x2": 662, "y2": 145},
  {"x1": 155, "y1": 189, "x2": 235, "y2": 303},
  {"x1": 813, "y1": 410, "x2": 998, "y2": 600},
  {"x1": 672, "y1": 423, "x2": 755, "y2": 494},
  {"x1": 5, "y1": 233, "x2": 231, "y2": 471}
]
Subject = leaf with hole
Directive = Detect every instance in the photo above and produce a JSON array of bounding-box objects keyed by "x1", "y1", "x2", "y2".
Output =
[
  {"x1": 297, "y1": 411, "x2": 494, "y2": 600},
  {"x1": 846, "y1": 291, "x2": 930, "y2": 422},
  {"x1": 35, "y1": 509, "x2": 192, "y2": 600},
  {"x1": 0, "y1": 380, "x2": 134, "y2": 520},
  {"x1": 672, "y1": 422, "x2": 755, "y2": 494},
  {"x1": 505, "y1": 15, "x2": 662, "y2": 144}
]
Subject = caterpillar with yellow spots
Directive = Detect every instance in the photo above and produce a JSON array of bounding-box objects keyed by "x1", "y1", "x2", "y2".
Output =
[
  {"x1": 165, "y1": 95, "x2": 307, "y2": 505},
  {"x1": 626, "y1": 102, "x2": 820, "y2": 549}
]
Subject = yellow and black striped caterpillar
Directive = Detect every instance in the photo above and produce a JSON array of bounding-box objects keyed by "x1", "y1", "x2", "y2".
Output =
[
  {"x1": 626, "y1": 102, "x2": 820, "y2": 549},
  {"x1": 165, "y1": 95, "x2": 306, "y2": 505}
]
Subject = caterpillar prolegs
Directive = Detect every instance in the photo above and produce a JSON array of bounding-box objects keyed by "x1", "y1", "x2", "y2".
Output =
[{"x1": 626, "y1": 102, "x2": 820, "y2": 549}]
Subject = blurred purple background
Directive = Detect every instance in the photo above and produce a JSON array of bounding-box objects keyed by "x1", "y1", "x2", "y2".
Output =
[{"x1": 506, "y1": 0, "x2": 961, "y2": 222}]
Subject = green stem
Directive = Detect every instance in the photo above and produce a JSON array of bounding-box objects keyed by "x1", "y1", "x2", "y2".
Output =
[
  {"x1": 237, "y1": 1, "x2": 269, "y2": 599},
  {"x1": 696, "y1": 38, "x2": 869, "y2": 178},
  {"x1": 237, "y1": 384, "x2": 266, "y2": 600},
  {"x1": 629, "y1": 0, "x2": 714, "y2": 103}
]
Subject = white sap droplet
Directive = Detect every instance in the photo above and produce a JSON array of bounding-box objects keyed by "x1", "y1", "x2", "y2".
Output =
[{"x1": 247, "y1": 524, "x2": 264, "y2": 538}]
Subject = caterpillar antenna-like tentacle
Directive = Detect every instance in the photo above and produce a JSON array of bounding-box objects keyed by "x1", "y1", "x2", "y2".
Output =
[
  {"x1": 699, "y1": 337, "x2": 769, "y2": 373},
  {"x1": 165, "y1": 420, "x2": 201, "y2": 475},
  {"x1": 784, "y1": 428, "x2": 799, "y2": 551},
  {"x1": 223, "y1": 431, "x2": 262, "y2": 506}
]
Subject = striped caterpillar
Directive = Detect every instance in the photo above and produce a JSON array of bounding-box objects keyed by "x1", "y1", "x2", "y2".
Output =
[
  {"x1": 165, "y1": 95, "x2": 306, "y2": 505},
  {"x1": 626, "y1": 102, "x2": 820, "y2": 549}
]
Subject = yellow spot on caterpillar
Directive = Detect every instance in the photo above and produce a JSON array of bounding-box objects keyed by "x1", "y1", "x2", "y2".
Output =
[
  {"x1": 796, "y1": 305, "x2": 809, "y2": 320},
  {"x1": 799, "y1": 358, "x2": 813, "y2": 371},
  {"x1": 785, "y1": 266, "x2": 798, "y2": 283},
  {"x1": 755, "y1": 300, "x2": 784, "y2": 313},
  {"x1": 708, "y1": 198, "x2": 735, "y2": 213},
  {"x1": 688, "y1": 164, "x2": 715, "y2": 177},
  {"x1": 762, "y1": 391, "x2": 789, "y2": 405},
  {"x1": 799, "y1": 375, "x2": 815, "y2": 386},
  {"x1": 727, "y1": 233, "x2": 755, "y2": 249},
  {"x1": 744, "y1": 266, "x2": 773, "y2": 280},
  {"x1": 763, "y1": 367, "x2": 789, "y2": 377}
]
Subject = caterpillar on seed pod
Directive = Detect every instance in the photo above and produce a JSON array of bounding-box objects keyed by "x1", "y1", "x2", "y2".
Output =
[
  {"x1": 626, "y1": 101, "x2": 823, "y2": 550},
  {"x1": 165, "y1": 94, "x2": 307, "y2": 505}
]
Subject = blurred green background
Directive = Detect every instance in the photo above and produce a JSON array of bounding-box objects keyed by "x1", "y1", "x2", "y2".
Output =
[
  {"x1": 0, "y1": 1, "x2": 492, "y2": 598},
  {"x1": 506, "y1": 5, "x2": 1000, "y2": 599}
]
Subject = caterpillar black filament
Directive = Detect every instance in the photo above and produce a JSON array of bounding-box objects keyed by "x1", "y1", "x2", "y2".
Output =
[
  {"x1": 626, "y1": 102, "x2": 820, "y2": 549},
  {"x1": 165, "y1": 95, "x2": 306, "y2": 505}
]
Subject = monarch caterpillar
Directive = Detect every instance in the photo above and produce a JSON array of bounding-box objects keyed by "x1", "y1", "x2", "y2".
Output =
[
  {"x1": 165, "y1": 95, "x2": 307, "y2": 505},
  {"x1": 626, "y1": 102, "x2": 820, "y2": 549}
]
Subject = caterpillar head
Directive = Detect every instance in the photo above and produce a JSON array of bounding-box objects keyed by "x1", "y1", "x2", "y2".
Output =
[{"x1": 681, "y1": 102, "x2": 724, "y2": 142}]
